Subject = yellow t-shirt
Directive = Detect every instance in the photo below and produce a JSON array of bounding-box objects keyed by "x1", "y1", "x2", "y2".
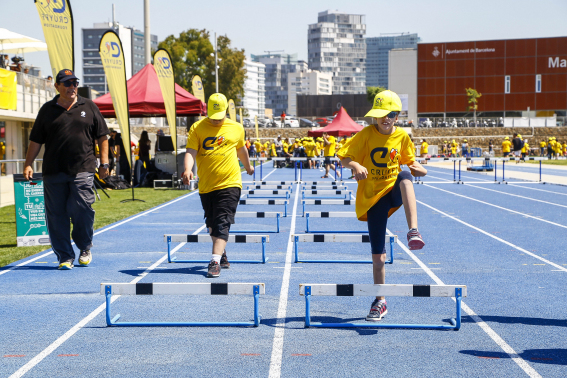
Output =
[
  {"x1": 254, "y1": 140, "x2": 261, "y2": 152},
  {"x1": 563, "y1": 143, "x2": 567, "y2": 153},
  {"x1": 337, "y1": 127, "x2": 415, "y2": 221},
  {"x1": 270, "y1": 143, "x2": 277, "y2": 157},
  {"x1": 540, "y1": 141, "x2": 546, "y2": 148},
  {"x1": 421, "y1": 142, "x2": 429, "y2": 154},
  {"x1": 304, "y1": 141, "x2": 318, "y2": 157},
  {"x1": 522, "y1": 143, "x2": 529, "y2": 153},
  {"x1": 502, "y1": 140, "x2": 512, "y2": 153},
  {"x1": 451, "y1": 146, "x2": 457, "y2": 155},
  {"x1": 324, "y1": 136, "x2": 336, "y2": 157},
  {"x1": 186, "y1": 118, "x2": 245, "y2": 194},
  {"x1": 283, "y1": 142, "x2": 289, "y2": 153},
  {"x1": 556, "y1": 142, "x2": 562, "y2": 153}
]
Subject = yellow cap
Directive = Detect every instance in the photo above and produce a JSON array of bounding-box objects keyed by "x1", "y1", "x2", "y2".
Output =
[
  {"x1": 365, "y1": 90, "x2": 402, "y2": 118},
  {"x1": 517, "y1": 134, "x2": 522, "y2": 138},
  {"x1": 207, "y1": 93, "x2": 228, "y2": 120},
  {"x1": 444, "y1": 140, "x2": 447, "y2": 143},
  {"x1": 452, "y1": 139, "x2": 455, "y2": 143},
  {"x1": 464, "y1": 139, "x2": 467, "y2": 142},
  {"x1": 505, "y1": 137, "x2": 509, "y2": 140}
]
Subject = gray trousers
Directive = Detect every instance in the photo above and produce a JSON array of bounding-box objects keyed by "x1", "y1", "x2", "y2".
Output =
[{"x1": 43, "y1": 172, "x2": 95, "y2": 263}]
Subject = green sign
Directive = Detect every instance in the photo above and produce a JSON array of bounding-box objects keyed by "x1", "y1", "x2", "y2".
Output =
[{"x1": 14, "y1": 174, "x2": 50, "y2": 247}]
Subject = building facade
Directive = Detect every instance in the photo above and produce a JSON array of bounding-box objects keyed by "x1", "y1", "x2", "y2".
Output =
[
  {"x1": 417, "y1": 36, "x2": 567, "y2": 120},
  {"x1": 308, "y1": 10, "x2": 366, "y2": 94},
  {"x1": 388, "y1": 48, "x2": 418, "y2": 121},
  {"x1": 242, "y1": 60, "x2": 266, "y2": 118},
  {"x1": 287, "y1": 69, "x2": 333, "y2": 116},
  {"x1": 251, "y1": 53, "x2": 306, "y2": 116},
  {"x1": 82, "y1": 22, "x2": 158, "y2": 94},
  {"x1": 366, "y1": 33, "x2": 419, "y2": 88}
]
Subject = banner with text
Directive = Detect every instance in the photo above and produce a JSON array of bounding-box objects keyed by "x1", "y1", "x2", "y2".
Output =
[
  {"x1": 99, "y1": 30, "x2": 131, "y2": 169},
  {"x1": 153, "y1": 49, "x2": 177, "y2": 152},
  {"x1": 35, "y1": 0, "x2": 74, "y2": 77},
  {"x1": 228, "y1": 99, "x2": 236, "y2": 121},
  {"x1": 0, "y1": 69, "x2": 17, "y2": 110}
]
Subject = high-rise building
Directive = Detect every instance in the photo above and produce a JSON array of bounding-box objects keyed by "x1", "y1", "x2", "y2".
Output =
[
  {"x1": 251, "y1": 53, "x2": 306, "y2": 116},
  {"x1": 241, "y1": 60, "x2": 266, "y2": 118},
  {"x1": 287, "y1": 69, "x2": 333, "y2": 116},
  {"x1": 308, "y1": 10, "x2": 366, "y2": 94},
  {"x1": 366, "y1": 33, "x2": 419, "y2": 88},
  {"x1": 82, "y1": 22, "x2": 157, "y2": 94}
]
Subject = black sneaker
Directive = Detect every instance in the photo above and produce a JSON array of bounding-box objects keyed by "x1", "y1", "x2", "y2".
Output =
[
  {"x1": 220, "y1": 250, "x2": 230, "y2": 269},
  {"x1": 366, "y1": 299, "x2": 387, "y2": 321},
  {"x1": 207, "y1": 260, "x2": 221, "y2": 278}
]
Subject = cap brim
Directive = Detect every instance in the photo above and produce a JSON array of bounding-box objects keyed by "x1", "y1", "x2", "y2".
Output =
[
  {"x1": 365, "y1": 109, "x2": 391, "y2": 118},
  {"x1": 59, "y1": 75, "x2": 78, "y2": 82},
  {"x1": 208, "y1": 111, "x2": 226, "y2": 120}
]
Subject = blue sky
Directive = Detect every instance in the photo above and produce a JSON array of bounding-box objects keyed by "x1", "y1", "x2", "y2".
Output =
[{"x1": 2, "y1": 0, "x2": 567, "y2": 80}]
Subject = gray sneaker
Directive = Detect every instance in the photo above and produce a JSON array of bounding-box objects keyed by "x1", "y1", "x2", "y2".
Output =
[
  {"x1": 58, "y1": 260, "x2": 74, "y2": 270},
  {"x1": 79, "y1": 250, "x2": 92, "y2": 266},
  {"x1": 366, "y1": 299, "x2": 387, "y2": 321}
]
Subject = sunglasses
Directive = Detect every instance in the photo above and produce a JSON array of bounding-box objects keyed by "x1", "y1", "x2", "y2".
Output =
[
  {"x1": 385, "y1": 111, "x2": 399, "y2": 119},
  {"x1": 60, "y1": 80, "x2": 79, "y2": 87}
]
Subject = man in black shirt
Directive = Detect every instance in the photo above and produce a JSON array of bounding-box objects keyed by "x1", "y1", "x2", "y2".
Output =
[
  {"x1": 511, "y1": 133, "x2": 523, "y2": 163},
  {"x1": 23, "y1": 69, "x2": 110, "y2": 270}
]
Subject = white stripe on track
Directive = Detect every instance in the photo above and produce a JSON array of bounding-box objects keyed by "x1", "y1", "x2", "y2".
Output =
[
  {"x1": 426, "y1": 167, "x2": 492, "y2": 182},
  {"x1": 423, "y1": 184, "x2": 567, "y2": 230},
  {"x1": 8, "y1": 224, "x2": 206, "y2": 378},
  {"x1": 508, "y1": 184, "x2": 567, "y2": 197},
  {"x1": 0, "y1": 191, "x2": 199, "y2": 277},
  {"x1": 268, "y1": 182, "x2": 300, "y2": 378},
  {"x1": 386, "y1": 228, "x2": 543, "y2": 378}
]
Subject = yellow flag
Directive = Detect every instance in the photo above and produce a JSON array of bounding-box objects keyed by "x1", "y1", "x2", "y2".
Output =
[
  {"x1": 35, "y1": 0, "x2": 74, "y2": 77},
  {"x1": 228, "y1": 99, "x2": 236, "y2": 121},
  {"x1": 0, "y1": 69, "x2": 17, "y2": 110},
  {"x1": 153, "y1": 49, "x2": 177, "y2": 153},
  {"x1": 239, "y1": 108, "x2": 243, "y2": 126},
  {"x1": 191, "y1": 75, "x2": 205, "y2": 104},
  {"x1": 99, "y1": 31, "x2": 131, "y2": 169},
  {"x1": 254, "y1": 116, "x2": 259, "y2": 140}
]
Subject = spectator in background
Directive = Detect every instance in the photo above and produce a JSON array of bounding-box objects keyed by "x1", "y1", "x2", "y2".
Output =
[
  {"x1": 420, "y1": 139, "x2": 428, "y2": 158},
  {"x1": 539, "y1": 139, "x2": 547, "y2": 157},
  {"x1": 138, "y1": 130, "x2": 151, "y2": 170},
  {"x1": 1, "y1": 54, "x2": 9, "y2": 69},
  {"x1": 461, "y1": 139, "x2": 469, "y2": 158},
  {"x1": 502, "y1": 136, "x2": 512, "y2": 157},
  {"x1": 108, "y1": 129, "x2": 118, "y2": 174},
  {"x1": 488, "y1": 139, "x2": 494, "y2": 155},
  {"x1": 521, "y1": 139, "x2": 529, "y2": 159},
  {"x1": 115, "y1": 132, "x2": 131, "y2": 182},
  {"x1": 0, "y1": 140, "x2": 6, "y2": 175},
  {"x1": 245, "y1": 137, "x2": 252, "y2": 157},
  {"x1": 22, "y1": 67, "x2": 32, "y2": 92},
  {"x1": 511, "y1": 133, "x2": 523, "y2": 162},
  {"x1": 280, "y1": 111, "x2": 286, "y2": 127}
]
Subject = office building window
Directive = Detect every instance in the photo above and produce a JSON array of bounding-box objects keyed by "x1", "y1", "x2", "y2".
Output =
[
  {"x1": 505, "y1": 76, "x2": 510, "y2": 94},
  {"x1": 536, "y1": 74, "x2": 541, "y2": 93}
]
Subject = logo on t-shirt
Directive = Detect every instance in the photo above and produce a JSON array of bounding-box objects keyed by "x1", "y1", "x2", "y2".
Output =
[
  {"x1": 217, "y1": 136, "x2": 225, "y2": 146},
  {"x1": 389, "y1": 148, "x2": 398, "y2": 162},
  {"x1": 80, "y1": 111, "x2": 86, "y2": 118},
  {"x1": 202, "y1": 135, "x2": 226, "y2": 150}
]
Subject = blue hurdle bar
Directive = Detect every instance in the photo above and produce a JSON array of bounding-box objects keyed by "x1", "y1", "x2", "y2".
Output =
[
  {"x1": 104, "y1": 284, "x2": 261, "y2": 327},
  {"x1": 303, "y1": 286, "x2": 462, "y2": 330},
  {"x1": 167, "y1": 236, "x2": 268, "y2": 264},
  {"x1": 293, "y1": 235, "x2": 394, "y2": 264},
  {"x1": 240, "y1": 199, "x2": 288, "y2": 217},
  {"x1": 245, "y1": 190, "x2": 290, "y2": 200},
  {"x1": 302, "y1": 199, "x2": 353, "y2": 216}
]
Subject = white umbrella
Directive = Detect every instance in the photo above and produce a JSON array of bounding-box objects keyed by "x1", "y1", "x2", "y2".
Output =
[
  {"x1": 0, "y1": 28, "x2": 43, "y2": 45},
  {"x1": 0, "y1": 42, "x2": 47, "y2": 54}
]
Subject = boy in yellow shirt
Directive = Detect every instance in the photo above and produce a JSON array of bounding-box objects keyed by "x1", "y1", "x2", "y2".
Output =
[
  {"x1": 539, "y1": 140, "x2": 547, "y2": 157},
  {"x1": 253, "y1": 139, "x2": 262, "y2": 158},
  {"x1": 322, "y1": 132, "x2": 341, "y2": 178},
  {"x1": 338, "y1": 90, "x2": 427, "y2": 321},
  {"x1": 182, "y1": 93, "x2": 254, "y2": 278},
  {"x1": 521, "y1": 139, "x2": 529, "y2": 159},
  {"x1": 502, "y1": 137, "x2": 512, "y2": 157},
  {"x1": 420, "y1": 139, "x2": 429, "y2": 157}
]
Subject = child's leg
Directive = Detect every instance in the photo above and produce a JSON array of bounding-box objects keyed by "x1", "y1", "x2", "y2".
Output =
[
  {"x1": 367, "y1": 197, "x2": 391, "y2": 301},
  {"x1": 399, "y1": 172, "x2": 417, "y2": 230},
  {"x1": 372, "y1": 253, "x2": 387, "y2": 300}
]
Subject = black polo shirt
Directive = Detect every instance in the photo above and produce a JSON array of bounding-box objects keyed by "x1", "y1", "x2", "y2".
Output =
[{"x1": 30, "y1": 95, "x2": 109, "y2": 175}]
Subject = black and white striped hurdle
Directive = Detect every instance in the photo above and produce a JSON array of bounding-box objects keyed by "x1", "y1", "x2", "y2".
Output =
[
  {"x1": 243, "y1": 189, "x2": 290, "y2": 199},
  {"x1": 243, "y1": 181, "x2": 296, "y2": 186},
  {"x1": 293, "y1": 234, "x2": 396, "y2": 264},
  {"x1": 301, "y1": 199, "x2": 353, "y2": 216},
  {"x1": 304, "y1": 211, "x2": 361, "y2": 233},
  {"x1": 101, "y1": 282, "x2": 265, "y2": 327},
  {"x1": 301, "y1": 190, "x2": 352, "y2": 200},
  {"x1": 246, "y1": 185, "x2": 293, "y2": 191},
  {"x1": 239, "y1": 199, "x2": 288, "y2": 217},
  {"x1": 301, "y1": 185, "x2": 348, "y2": 190},
  {"x1": 234, "y1": 211, "x2": 282, "y2": 233},
  {"x1": 164, "y1": 234, "x2": 269, "y2": 264},
  {"x1": 299, "y1": 283, "x2": 467, "y2": 330}
]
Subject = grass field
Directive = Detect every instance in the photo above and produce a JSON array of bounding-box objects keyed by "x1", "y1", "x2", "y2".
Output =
[
  {"x1": 0, "y1": 188, "x2": 189, "y2": 268},
  {"x1": 524, "y1": 158, "x2": 567, "y2": 165}
]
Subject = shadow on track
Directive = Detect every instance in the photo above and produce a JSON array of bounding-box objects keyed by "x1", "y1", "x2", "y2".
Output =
[{"x1": 460, "y1": 349, "x2": 567, "y2": 365}]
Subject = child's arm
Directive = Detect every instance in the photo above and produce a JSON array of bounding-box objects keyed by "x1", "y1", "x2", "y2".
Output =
[
  {"x1": 340, "y1": 157, "x2": 368, "y2": 181},
  {"x1": 408, "y1": 160, "x2": 427, "y2": 177}
]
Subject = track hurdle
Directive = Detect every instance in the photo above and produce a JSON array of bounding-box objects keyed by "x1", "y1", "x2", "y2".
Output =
[
  {"x1": 165, "y1": 234, "x2": 269, "y2": 263},
  {"x1": 300, "y1": 283, "x2": 466, "y2": 330},
  {"x1": 101, "y1": 283, "x2": 264, "y2": 327},
  {"x1": 250, "y1": 158, "x2": 267, "y2": 181},
  {"x1": 243, "y1": 181, "x2": 296, "y2": 186},
  {"x1": 233, "y1": 211, "x2": 282, "y2": 233},
  {"x1": 239, "y1": 199, "x2": 288, "y2": 217},
  {"x1": 293, "y1": 234, "x2": 396, "y2": 264},
  {"x1": 246, "y1": 185, "x2": 293, "y2": 191},
  {"x1": 304, "y1": 211, "x2": 364, "y2": 233},
  {"x1": 301, "y1": 199, "x2": 353, "y2": 216},
  {"x1": 301, "y1": 185, "x2": 348, "y2": 190},
  {"x1": 301, "y1": 190, "x2": 353, "y2": 200},
  {"x1": 242, "y1": 189, "x2": 290, "y2": 199}
]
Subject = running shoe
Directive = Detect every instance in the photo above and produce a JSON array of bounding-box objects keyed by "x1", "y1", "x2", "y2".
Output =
[
  {"x1": 58, "y1": 260, "x2": 74, "y2": 270},
  {"x1": 407, "y1": 228, "x2": 425, "y2": 250},
  {"x1": 220, "y1": 250, "x2": 230, "y2": 269},
  {"x1": 366, "y1": 299, "x2": 387, "y2": 321},
  {"x1": 79, "y1": 250, "x2": 92, "y2": 266},
  {"x1": 207, "y1": 260, "x2": 221, "y2": 278}
]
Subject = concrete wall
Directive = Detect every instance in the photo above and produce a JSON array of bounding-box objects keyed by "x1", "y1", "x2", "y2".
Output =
[
  {"x1": 389, "y1": 48, "x2": 417, "y2": 122},
  {"x1": 0, "y1": 175, "x2": 14, "y2": 207}
]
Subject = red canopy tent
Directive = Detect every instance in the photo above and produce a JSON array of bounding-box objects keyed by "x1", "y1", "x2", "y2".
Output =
[
  {"x1": 93, "y1": 64, "x2": 206, "y2": 117},
  {"x1": 308, "y1": 107, "x2": 363, "y2": 137}
]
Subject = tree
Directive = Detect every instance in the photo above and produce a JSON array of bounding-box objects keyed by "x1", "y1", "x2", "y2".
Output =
[
  {"x1": 158, "y1": 29, "x2": 246, "y2": 103},
  {"x1": 366, "y1": 86, "x2": 387, "y2": 103},
  {"x1": 465, "y1": 88, "x2": 482, "y2": 125}
]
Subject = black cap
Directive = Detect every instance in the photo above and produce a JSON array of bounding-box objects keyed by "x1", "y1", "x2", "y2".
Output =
[{"x1": 55, "y1": 69, "x2": 78, "y2": 83}]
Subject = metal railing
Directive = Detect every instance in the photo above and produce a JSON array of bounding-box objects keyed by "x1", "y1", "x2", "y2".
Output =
[
  {"x1": 0, "y1": 159, "x2": 43, "y2": 175},
  {"x1": 0, "y1": 69, "x2": 56, "y2": 114}
]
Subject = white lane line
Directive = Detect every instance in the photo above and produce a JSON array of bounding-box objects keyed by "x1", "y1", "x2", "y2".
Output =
[
  {"x1": 0, "y1": 191, "x2": 199, "y2": 277},
  {"x1": 426, "y1": 167, "x2": 492, "y2": 182},
  {"x1": 268, "y1": 182, "x2": 300, "y2": 378},
  {"x1": 508, "y1": 184, "x2": 567, "y2": 197},
  {"x1": 416, "y1": 200, "x2": 567, "y2": 272},
  {"x1": 465, "y1": 183, "x2": 567, "y2": 209},
  {"x1": 423, "y1": 184, "x2": 567, "y2": 230},
  {"x1": 386, "y1": 228, "x2": 543, "y2": 378},
  {"x1": 9, "y1": 223, "x2": 206, "y2": 378}
]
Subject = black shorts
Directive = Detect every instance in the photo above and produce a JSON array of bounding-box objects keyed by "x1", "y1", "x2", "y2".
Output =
[
  {"x1": 199, "y1": 187, "x2": 241, "y2": 241},
  {"x1": 324, "y1": 156, "x2": 333, "y2": 165}
]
